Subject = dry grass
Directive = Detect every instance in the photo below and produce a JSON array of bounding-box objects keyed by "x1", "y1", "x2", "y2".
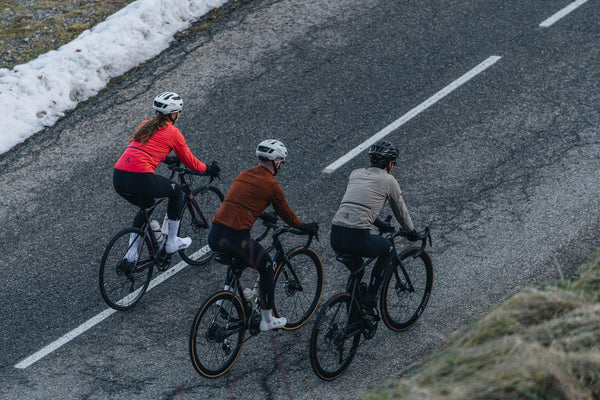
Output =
[
  {"x1": 0, "y1": 0, "x2": 136, "y2": 69},
  {"x1": 362, "y1": 252, "x2": 600, "y2": 400},
  {"x1": 0, "y1": 0, "x2": 252, "y2": 70}
]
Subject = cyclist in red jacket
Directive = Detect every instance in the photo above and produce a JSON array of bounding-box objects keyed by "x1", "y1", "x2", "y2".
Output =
[{"x1": 113, "y1": 92, "x2": 219, "y2": 261}]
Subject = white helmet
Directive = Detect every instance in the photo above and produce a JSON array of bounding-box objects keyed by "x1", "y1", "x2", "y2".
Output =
[
  {"x1": 152, "y1": 92, "x2": 183, "y2": 115},
  {"x1": 256, "y1": 139, "x2": 288, "y2": 161}
]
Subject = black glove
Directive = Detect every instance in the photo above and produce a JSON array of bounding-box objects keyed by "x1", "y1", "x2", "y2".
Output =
[
  {"x1": 299, "y1": 222, "x2": 319, "y2": 235},
  {"x1": 164, "y1": 155, "x2": 180, "y2": 166},
  {"x1": 374, "y1": 218, "x2": 394, "y2": 233},
  {"x1": 205, "y1": 161, "x2": 220, "y2": 177},
  {"x1": 406, "y1": 229, "x2": 419, "y2": 241},
  {"x1": 261, "y1": 211, "x2": 277, "y2": 223}
]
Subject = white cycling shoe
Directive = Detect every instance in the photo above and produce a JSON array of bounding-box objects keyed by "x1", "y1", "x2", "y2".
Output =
[
  {"x1": 260, "y1": 316, "x2": 287, "y2": 332},
  {"x1": 165, "y1": 236, "x2": 192, "y2": 254}
]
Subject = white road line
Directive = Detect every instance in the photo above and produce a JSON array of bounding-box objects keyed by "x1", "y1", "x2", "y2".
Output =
[
  {"x1": 539, "y1": 0, "x2": 590, "y2": 27},
  {"x1": 322, "y1": 55, "x2": 502, "y2": 174},
  {"x1": 14, "y1": 246, "x2": 210, "y2": 369}
]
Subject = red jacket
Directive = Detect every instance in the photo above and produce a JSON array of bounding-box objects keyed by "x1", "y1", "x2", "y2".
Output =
[{"x1": 114, "y1": 121, "x2": 206, "y2": 173}]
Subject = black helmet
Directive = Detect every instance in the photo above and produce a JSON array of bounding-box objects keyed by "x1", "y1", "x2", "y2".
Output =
[{"x1": 369, "y1": 140, "x2": 398, "y2": 167}]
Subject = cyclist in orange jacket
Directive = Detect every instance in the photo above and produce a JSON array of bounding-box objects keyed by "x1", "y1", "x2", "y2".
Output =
[
  {"x1": 208, "y1": 139, "x2": 318, "y2": 331},
  {"x1": 113, "y1": 92, "x2": 219, "y2": 260}
]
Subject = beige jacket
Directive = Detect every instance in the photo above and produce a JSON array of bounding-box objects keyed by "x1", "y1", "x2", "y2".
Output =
[{"x1": 332, "y1": 167, "x2": 414, "y2": 231}]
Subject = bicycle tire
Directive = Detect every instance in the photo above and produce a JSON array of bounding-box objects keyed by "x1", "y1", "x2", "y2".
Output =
[
  {"x1": 189, "y1": 291, "x2": 246, "y2": 378},
  {"x1": 178, "y1": 185, "x2": 224, "y2": 266},
  {"x1": 380, "y1": 246, "x2": 433, "y2": 331},
  {"x1": 273, "y1": 246, "x2": 324, "y2": 330},
  {"x1": 309, "y1": 293, "x2": 362, "y2": 381},
  {"x1": 99, "y1": 227, "x2": 154, "y2": 310}
]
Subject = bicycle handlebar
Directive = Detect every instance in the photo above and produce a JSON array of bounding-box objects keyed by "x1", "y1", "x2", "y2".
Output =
[
  {"x1": 164, "y1": 161, "x2": 219, "y2": 184},
  {"x1": 256, "y1": 218, "x2": 318, "y2": 249}
]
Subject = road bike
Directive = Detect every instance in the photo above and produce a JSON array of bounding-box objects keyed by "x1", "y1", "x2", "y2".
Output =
[
  {"x1": 99, "y1": 158, "x2": 223, "y2": 310},
  {"x1": 189, "y1": 218, "x2": 324, "y2": 378},
  {"x1": 309, "y1": 223, "x2": 432, "y2": 380}
]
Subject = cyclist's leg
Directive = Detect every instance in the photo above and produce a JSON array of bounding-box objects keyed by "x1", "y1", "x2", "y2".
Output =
[
  {"x1": 141, "y1": 173, "x2": 191, "y2": 253},
  {"x1": 113, "y1": 170, "x2": 156, "y2": 261},
  {"x1": 331, "y1": 225, "x2": 388, "y2": 317},
  {"x1": 330, "y1": 224, "x2": 368, "y2": 272},
  {"x1": 236, "y1": 236, "x2": 284, "y2": 330},
  {"x1": 361, "y1": 234, "x2": 393, "y2": 306},
  {"x1": 208, "y1": 223, "x2": 284, "y2": 330}
]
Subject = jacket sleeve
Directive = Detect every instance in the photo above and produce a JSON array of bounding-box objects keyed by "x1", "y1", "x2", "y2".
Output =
[
  {"x1": 388, "y1": 177, "x2": 414, "y2": 231},
  {"x1": 170, "y1": 127, "x2": 207, "y2": 172},
  {"x1": 270, "y1": 182, "x2": 302, "y2": 228}
]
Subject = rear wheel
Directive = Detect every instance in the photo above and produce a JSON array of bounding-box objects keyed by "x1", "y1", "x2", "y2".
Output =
[
  {"x1": 309, "y1": 293, "x2": 362, "y2": 381},
  {"x1": 380, "y1": 247, "x2": 433, "y2": 331},
  {"x1": 189, "y1": 291, "x2": 246, "y2": 378},
  {"x1": 178, "y1": 185, "x2": 224, "y2": 266},
  {"x1": 273, "y1": 246, "x2": 324, "y2": 330},
  {"x1": 99, "y1": 227, "x2": 154, "y2": 310}
]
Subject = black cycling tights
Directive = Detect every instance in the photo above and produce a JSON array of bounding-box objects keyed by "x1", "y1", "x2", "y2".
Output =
[
  {"x1": 208, "y1": 223, "x2": 275, "y2": 310},
  {"x1": 113, "y1": 169, "x2": 184, "y2": 228},
  {"x1": 330, "y1": 225, "x2": 394, "y2": 300}
]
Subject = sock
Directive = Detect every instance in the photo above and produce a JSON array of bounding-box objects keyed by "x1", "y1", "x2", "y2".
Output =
[
  {"x1": 167, "y1": 218, "x2": 181, "y2": 245},
  {"x1": 125, "y1": 233, "x2": 140, "y2": 261},
  {"x1": 261, "y1": 309, "x2": 273, "y2": 323}
]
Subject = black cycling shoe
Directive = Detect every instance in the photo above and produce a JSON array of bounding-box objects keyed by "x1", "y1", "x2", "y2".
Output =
[{"x1": 360, "y1": 303, "x2": 380, "y2": 322}]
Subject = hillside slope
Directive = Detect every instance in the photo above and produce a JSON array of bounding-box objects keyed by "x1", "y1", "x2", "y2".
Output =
[{"x1": 363, "y1": 253, "x2": 600, "y2": 400}]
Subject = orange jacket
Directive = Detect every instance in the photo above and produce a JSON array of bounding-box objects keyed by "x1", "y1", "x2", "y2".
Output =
[
  {"x1": 212, "y1": 166, "x2": 301, "y2": 231},
  {"x1": 114, "y1": 121, "x2": 206, "y2": 173}
]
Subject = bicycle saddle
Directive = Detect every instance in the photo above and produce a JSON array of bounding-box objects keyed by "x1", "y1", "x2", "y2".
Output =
[
  {"x1": 213, "y1": 252, "x2": 245, "y2": 272},
  {"x1": 335, "y1": 253, "x2": 362, "y2": 270}
]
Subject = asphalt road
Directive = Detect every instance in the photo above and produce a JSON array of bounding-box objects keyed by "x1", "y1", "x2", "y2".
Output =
[{"x1": 1, "y1": 0, "x2": 599, "y2": 399}]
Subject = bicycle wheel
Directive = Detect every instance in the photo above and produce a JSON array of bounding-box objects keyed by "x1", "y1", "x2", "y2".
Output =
[
  {"x1": 179, "y1": 185, "x2": 224, "y2": 266},
  {"x1": 189, "y1": 291, "x2": 246, "y2": 378},
  {"x1": 99, "y1": 227, "x2": 154, "y2": 310},
  {"x1": 380, "y1": 247, "x2": 433, "y2": 331},
  {"x1": 273, "y1": 246, "x2": 324, "y2": 330},
  {"x1": 309, "y1": 293, "x2": 362, "y2": 381}
]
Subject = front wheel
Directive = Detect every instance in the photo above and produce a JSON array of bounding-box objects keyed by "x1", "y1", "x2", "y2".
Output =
[
  {"x1": 380, "y1": 247, "x2": 433, "y2": 331},
  {"x1": 178, "y1": 185, "x2": 224, "y2": 266},
  {"x1": 99, "y1": 227, "x2": 154, "y2": 310},
  {"x1": 273, "y1": 246, "x2": 324, "y2": 330},
  {"x1": 309, "y1": 293, "x2": 362, "y2": 381},
  {"x1": 189, "y1": 291, "x2": 246, "y2": 378}
]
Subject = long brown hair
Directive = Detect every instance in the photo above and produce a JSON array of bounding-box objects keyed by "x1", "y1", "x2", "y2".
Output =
[{"x1": 128, "y1": 114, "x2": 171, "y2": 144}]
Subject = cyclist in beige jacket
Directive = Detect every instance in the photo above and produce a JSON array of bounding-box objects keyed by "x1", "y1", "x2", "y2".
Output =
[{"x1": 330, "y1": 140, "x2": 418, "y2": 320}]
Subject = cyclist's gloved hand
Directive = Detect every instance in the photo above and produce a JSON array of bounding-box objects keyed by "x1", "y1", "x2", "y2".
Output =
[
  {"x1": 261, "y1": 211, "x2": 278, "y2": 223},
  {"x1": 406, "y1": 229, "x2": 419, "y2": 241},
  {"x1": 299, "y1": 222, "x2": 319, "y2": 235},
  {"x1": 205, "y1": 161, "x2": 220, "y2": 177},
  {"x1": 164, "y1": 155, "x2": 180, "y2": 166},
  {"x1": 374, "y1": 218, "x2": 394, "y2": 233}
]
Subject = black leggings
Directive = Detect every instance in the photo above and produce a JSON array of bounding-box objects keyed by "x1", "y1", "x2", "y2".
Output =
[
  {"x1": 208, "y1": 223, "x2": 275, "y2": 309},
  {"x1": 330, "y1": 225, "x2": 394, "y2": 300},
  {"x1": 113, "y1": 169, "x2": 184, "y2": 228}
]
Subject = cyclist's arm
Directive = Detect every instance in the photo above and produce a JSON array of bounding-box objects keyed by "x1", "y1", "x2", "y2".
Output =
[
  {"x1": 270, "y1": 183, "x2": 301, "y2": 228},
  {"x1": 169, "y1": 127, "x2": 207, "y2": 173},
  {"x1": 388, "y1": 177, "x2": 414, "y2": 231}
]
